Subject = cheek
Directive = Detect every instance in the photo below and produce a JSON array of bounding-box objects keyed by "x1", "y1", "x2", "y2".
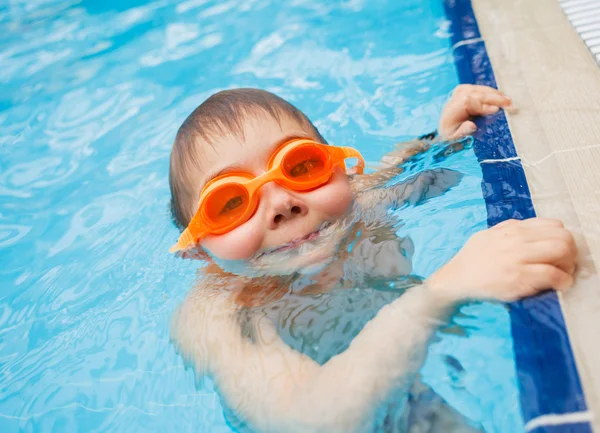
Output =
[
  {"x1": 306, "y1": 170, "x2": 353, "y2": 217},
  {"x1": 200, "y1": 222, "x2": 265, "y2": 261}
]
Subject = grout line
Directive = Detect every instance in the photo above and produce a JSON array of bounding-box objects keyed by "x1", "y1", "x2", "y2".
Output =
[
  {"x1": 524, "y1": 411, "x2": 595, "y2": 432},
  {"x1": 452, "y1": 37, "x2": 484, "y2": 50},
  {"x1": 480, "y1": 156, "x2": 521, "y2": 164}
]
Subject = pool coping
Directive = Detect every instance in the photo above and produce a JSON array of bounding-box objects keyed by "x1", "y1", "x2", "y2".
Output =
[{"x1": 443, "y1": 0, "x2": 599, "y2": 432}]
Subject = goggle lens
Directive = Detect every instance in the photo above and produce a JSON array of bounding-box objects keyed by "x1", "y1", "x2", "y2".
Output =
[
  {"x1": 204, "y1": 183, "x2": 249, "y2": 225},
  {"x1": 281, "y1": 145, "x2": 328, "y2": 181}
]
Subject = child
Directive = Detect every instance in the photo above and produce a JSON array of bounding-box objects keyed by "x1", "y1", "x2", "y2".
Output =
[{"x1": 168, "y1": 87, "x2": 577, "y2": 432}]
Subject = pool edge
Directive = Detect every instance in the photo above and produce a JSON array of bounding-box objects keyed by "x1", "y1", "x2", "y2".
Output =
[{"x1": 443, "y1": 0, "x2": 599, "y2": 432}]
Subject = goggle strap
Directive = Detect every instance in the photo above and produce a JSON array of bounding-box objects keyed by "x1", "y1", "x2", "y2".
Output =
[
  {"x1": 332, "y1": 146, "x2": 365, "y2": 174},
  {"x1": 169, "y1": 227, "x2": 197, "y2": 253}
]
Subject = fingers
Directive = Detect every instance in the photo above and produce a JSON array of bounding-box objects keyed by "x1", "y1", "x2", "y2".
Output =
[
  {"x1": 452, "y1": 84, "x2": 512, "y2": 116},
  {"x1": 502, "y1": 220, "x2": 565, "y2": 238},
  {"x1": 523, "y1": 239, "x2": 577, "y2": 274},
  {"x1": 494, "y1": 218, "x2": 577, "y2": 276},
  {"x1": 481, "y1": 104, "x2": 500, "y2": 115},
  {"x1": 518, "y1": 217, "x2": 564, "y2": 228},
  {"x1": 480, "y1": 91, "x2": 512, "y2": 107},
  {"x1": 454, "y1": 84, "x2": 511, "y2": 103},
  {"x1": 448, "y1": 120, "x2": 477, "y2": 140},
  {"x1": 439, "y1": 84, "x2": 514, "y2": 140},
  {"x1": 493, "y1": 217, "x2": 564, "y2": 230},
  {"x1": 464, "y1": 92, "x2": 512, "y2": 116},
  {"x1": 525, "y1": 264, "x2": 574, "y2": 292},
  {"x1": 521, "y1": 226, "x2": 575, "y2": 246}
]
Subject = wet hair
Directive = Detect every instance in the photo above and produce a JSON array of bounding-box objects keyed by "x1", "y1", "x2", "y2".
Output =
[{"x1": 169, "y1": 88, "x2": 326, "y2": 230}]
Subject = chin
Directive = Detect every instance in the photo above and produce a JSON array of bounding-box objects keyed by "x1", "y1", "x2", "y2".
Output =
[
  {"x1": 281, "y1": 248, "x2": 336, "y2": 275},
  {"x1": 250, "y1": 241, "x2": 338, "y2": 276}
]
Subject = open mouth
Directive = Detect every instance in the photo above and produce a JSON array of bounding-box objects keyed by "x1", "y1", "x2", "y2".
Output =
[{"x1": 258, "y1": 221, "x2": 333, "y2": 257}]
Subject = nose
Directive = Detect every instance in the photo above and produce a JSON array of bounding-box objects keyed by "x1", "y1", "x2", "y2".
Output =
[{"x1": 262, "y1": 183, "x2": 308, "y2": 229}]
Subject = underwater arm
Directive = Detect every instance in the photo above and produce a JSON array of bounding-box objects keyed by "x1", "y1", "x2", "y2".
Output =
[
  {"x1": 171, "y1": 275, "x2": 456, "y2": 433},
  {"x1": 351, "y1": 133, "x2": 472, "y2": 191},
  {"x1": 356, "y1": 168, "x2": 464, "y2": 221},
  {"x1": 351, "y1": 134, "x2": 436, "y2": 190},
  {"x1": 380, "y1": 132, "x2": 437, "y2": 169}
]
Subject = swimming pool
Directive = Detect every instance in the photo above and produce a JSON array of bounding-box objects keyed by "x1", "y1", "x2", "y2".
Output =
[{"x1": 0, "y1": 0, "x2": 554, "y2": 431}]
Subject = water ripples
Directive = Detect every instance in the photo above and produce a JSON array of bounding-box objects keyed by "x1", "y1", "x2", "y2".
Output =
[
  {"x1": 139, "y1": 23, "x2": 224, "y2": 67},
  {"x1": 0, "y1": 225, "x2": 32, "y2": 249},
  {"x1": 0, "y1": 0, "x2": 521, "y2": 431}
]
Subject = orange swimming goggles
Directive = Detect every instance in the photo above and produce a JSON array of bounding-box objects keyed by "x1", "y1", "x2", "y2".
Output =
[{"x1": 170, "y1": 138, "x2": 364, "y2": 253}]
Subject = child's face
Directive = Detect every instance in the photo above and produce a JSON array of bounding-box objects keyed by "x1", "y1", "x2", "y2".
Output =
[{"x1": 190, "y1": 115, "x2": 354, "y2": 272}]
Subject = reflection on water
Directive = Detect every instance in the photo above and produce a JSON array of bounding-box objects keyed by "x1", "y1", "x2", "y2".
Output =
[{"x1": 1, "y1": 0, "x2": 521, "y2": 432}]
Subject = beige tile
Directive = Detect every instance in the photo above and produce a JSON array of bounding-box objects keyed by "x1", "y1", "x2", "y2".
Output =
[
  {"x1": 477, "y1": 3, "x2": 600, "y2": 151},
  {"x1": 505, "y1": 25, "x2": 599, "y2": 77},
  {"x1": 556, "y1": 146, "x2": 600, "y2": 198},
  {"x1": 558, "y1": 270, "x2": 600, "y2": 424},
  {"x1": 539, "y1": 111, "x2": 600, "y2": 151},
  {"x1": 505, "y1": 110, "x2": 552, "y2": 163},
  {"x1": 556, "y1": 147, "x2": 600, "y2": 266},
  {"x1": 474, "y1": 0, "x2": 568, "y2": 33},
  {"x1": 495, "y1": 26, "x2": 600, "y2": 149},
  {"x1": 529, "y1": 192, "x2": 596, "y2": 265},
  {"x1": 521, "y1": 152, "x2": 569, "y2": 197},
  {"x1": 536, "y1": 76, "x2": 600, "y2": 112}
]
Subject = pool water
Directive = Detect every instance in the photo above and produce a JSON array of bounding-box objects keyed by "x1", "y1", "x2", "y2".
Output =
[{"x1": 0, "y1": 0, "x2": 523, "y2": 431}]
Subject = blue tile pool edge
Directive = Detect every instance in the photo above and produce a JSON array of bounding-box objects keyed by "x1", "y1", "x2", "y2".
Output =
[{"x1": 442, "y1": 0, "x2": 591, "y2": 431}]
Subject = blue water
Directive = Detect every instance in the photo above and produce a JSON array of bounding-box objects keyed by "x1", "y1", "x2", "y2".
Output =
[{"x1": 0, "y1": 0, "x2": 523, "y2": 431}]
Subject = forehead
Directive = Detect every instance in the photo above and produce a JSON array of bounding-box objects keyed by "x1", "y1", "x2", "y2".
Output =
[{"x1": 195, "y1": 114, "x2": 316, "y2": 189}]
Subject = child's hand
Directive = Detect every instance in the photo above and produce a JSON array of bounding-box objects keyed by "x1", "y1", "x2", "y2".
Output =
[
  {"x1": 438, "y1": 84, "x2": 513, "y2": 140},
  {"x1": 427, "y1": 218, "x2": 577, "y2": 302}
]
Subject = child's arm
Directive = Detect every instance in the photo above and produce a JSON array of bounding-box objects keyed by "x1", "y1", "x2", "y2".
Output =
[
  {"x1": 172, "y1": 274, "x2": 458, "y2": 433},
  {"x1": 172, "y1": 219, "x2": 576, "y2": 433},
  {"x1": 350, "y1": 136, "x2": 434, "y2": 189},
  {"x1": 353, "y1": 85, "x2": 513, "y2": 189},
  {"x1": 355, "y1": 168, "x2": 463, "y2": 224}
]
